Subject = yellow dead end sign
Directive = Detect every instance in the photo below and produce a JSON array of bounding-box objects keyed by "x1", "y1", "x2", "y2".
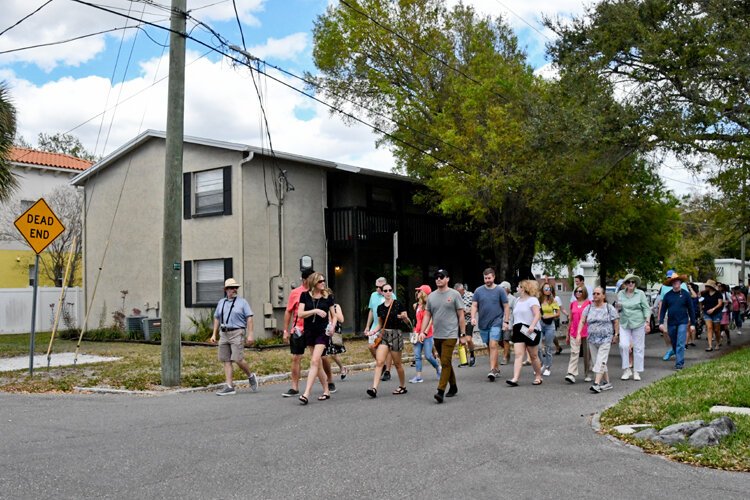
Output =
[{"x1": 14, "y1": 198, "x2": 65, "y2": 254}]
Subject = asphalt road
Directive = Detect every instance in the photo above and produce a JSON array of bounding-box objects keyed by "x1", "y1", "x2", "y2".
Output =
[{"x1": 2, "y1": 330, "x2": 749, "y2": 499}]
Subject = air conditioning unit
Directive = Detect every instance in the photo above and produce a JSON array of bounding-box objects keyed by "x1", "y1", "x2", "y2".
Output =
[
  {"x1": 126, "y1": 316, "x2": 146, "y2": 338},
  {"x1": 141, "y1": 317, "x2": 162, "y2": 341}
]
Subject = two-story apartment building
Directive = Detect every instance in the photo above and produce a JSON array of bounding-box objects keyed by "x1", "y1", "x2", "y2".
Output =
[{"x1": 71, "y1": 131, "x2": 481, "y2": 336}]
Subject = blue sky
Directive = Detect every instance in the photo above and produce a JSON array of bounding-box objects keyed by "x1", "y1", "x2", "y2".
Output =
[{"x1": 0, "y1": 0, "x2": 704, "y2": 193}]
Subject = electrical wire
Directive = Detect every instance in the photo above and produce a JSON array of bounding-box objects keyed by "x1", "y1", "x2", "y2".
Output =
[{"x1": 0, "y1": 0, "x2": 54, "y2": 38}]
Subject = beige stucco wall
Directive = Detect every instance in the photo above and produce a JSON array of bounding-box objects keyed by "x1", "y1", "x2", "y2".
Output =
[
  {"x1": 241, "y1": 156, "x2": 327, "y2": 333},
  {"x1": 81, "y1": 139, "x2": 165, "y2": 329}
]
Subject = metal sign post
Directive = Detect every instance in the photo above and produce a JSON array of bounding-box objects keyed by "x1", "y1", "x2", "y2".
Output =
[
  {"x1": 14, "y1": 198, "x2": 66, "y2": 377},
  {"x1": 393, "y1": 231, "x2": 398, "y2": 294}
]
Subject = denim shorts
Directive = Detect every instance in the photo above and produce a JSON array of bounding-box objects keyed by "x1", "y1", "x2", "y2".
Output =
[
  {"x1": 479, "y1": 326, "x2": 502, "y2": 345},
  {"x1": 704, "y1": 311, "x2": 722, "y2": 323}
]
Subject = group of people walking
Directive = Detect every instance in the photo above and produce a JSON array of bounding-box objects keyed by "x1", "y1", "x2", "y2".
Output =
[{"x1": 209, "y1": 266, "x2": 743, "y2": 401}]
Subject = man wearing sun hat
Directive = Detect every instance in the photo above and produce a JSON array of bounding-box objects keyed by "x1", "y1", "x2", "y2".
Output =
[
  {"x1": 658, "y1": 272, "x2": 696, "y2": 370},
  {"x1": 210, "y1": 278, "x2": 257, "y2": 395},
  {"x1": 656, "y1": 269, "x2": 690, "y2": 361}
]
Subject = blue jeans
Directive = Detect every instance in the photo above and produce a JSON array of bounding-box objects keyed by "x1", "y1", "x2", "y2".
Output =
[
  {"x1": 540, "y1": 322, "x2": 556, "y2": 368},
  {"x1": 732, "y1": 311, "x2": 743, "y2": 328},
  {"x1": 667, "y1": 322, "x2": 688, "y2": 368},
  {"x1": 414, "y1": 336, "x2": 439, "y2": 373}
]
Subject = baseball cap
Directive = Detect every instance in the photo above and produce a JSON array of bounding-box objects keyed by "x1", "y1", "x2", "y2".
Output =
[
  {"x1": 499, "y1": 281, "x2": 511, "y2": 290},
  {"x1": 415, "y1": 284, "x2": 432, "y2": 295},
  {"x1": 434, "y1": 269, "x2": 449, "y2": 279}
]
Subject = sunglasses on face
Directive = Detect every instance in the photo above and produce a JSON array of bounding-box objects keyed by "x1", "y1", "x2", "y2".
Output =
[
  {"x1": 574, "y1": 290, "x2": 583, "y2": 294},
  {"x1": 317, "y1": 279, "x2": 326, "y2": 284},
  {"x1": 625, "y1": 280, "x2": 635, "y2": 285},
  {"x1": 435, "y1": 275, "x2": 446, "y2": 280},
  {"x1": 382, "y1": 288, "x2": 393, "y2": 292},
  {"x1": 543, "y1": 287, "x2": 551, "y2": 291}
]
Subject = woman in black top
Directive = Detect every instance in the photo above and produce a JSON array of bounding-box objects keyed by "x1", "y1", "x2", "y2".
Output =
[
  {"x1": 297, "y1": 272, "x2": 337, "y2": 404},
  {"x1": 702, "y1": 280, "x2": 723, "y2": 351},
  {"x1": 366, "y1": 285, "x2": 409, "y2": 397}
]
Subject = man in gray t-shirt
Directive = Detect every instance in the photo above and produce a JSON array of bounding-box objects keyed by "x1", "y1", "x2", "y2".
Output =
[{"x1": 420, "y1": 269, "x2": 466, "y2": 403}]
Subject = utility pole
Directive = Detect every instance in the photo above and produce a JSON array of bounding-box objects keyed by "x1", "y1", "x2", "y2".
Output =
[{"x1": 161, "y1": 0, "x2": 186, "y2": 386}]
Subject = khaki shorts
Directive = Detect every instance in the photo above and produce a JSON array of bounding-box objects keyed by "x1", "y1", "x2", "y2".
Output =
[{"x1": 218, "y1": 328, "x2": 246, "y2": 362}]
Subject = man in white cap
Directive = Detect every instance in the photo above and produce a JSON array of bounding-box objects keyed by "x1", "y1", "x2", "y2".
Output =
[{"x1": 210, "y1": 278, "x2": 257, "y2": 395}]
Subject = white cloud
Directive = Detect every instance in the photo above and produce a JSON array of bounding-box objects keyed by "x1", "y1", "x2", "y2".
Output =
[
  {"x1": 247, "y1": 33, "x2": 308, "y2": 61},
  {"x1": 189, "y1": 0, "x2": 265, "y2": 27},
  {"x1": 4, "y1": 49, "x2": 395, "y2": 172}
]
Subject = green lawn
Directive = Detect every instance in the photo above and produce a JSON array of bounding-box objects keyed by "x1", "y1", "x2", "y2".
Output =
[
  {"x1": 600, "y1": 346, "x2": 750, "y2": 471},
  {"x1": 0, "y1": 332, "x2": 398, "y2": 393}
]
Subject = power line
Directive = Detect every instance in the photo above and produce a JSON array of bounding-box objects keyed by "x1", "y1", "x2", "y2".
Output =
[
  {"x1": 0, "y1": 0, "x2": 54, "y2": 38},
  {"x1": 492, "y1": 0, "x2": 551, "y2": 41},
  {"x1": 0, "y1": 26, "x2": 145, "y2": 55}
]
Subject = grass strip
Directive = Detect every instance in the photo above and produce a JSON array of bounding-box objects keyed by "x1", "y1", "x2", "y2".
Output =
[
  {"x1": 600, "y1": 346, "x2": 750, "y2": 471},
  {"x1": 0, "y1": 333, "x2": 415, "y2": 393}
]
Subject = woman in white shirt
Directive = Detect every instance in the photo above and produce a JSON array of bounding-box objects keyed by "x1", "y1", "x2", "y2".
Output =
[{"x1": 507, "y1": 280, "x2": 543, "y2": 386}]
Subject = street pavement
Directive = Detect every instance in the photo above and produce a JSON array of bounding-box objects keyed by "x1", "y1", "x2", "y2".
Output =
[{"x1": 1, "y1": 329, "x2": 749, "y2": 499}]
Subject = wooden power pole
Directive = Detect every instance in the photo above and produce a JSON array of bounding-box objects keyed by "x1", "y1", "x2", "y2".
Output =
[{"x1": 161, "y1": 0, "x2": 186, "y2": 386}]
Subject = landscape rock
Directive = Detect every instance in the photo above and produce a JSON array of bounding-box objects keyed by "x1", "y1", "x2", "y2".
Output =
[
  {"x1": 708, "y1": 416, "x2": 736, "y2": 437},
  {"x1": 689, "y1": 426, "x2": 722, "y2": 448},
  {"x1": 632, "y1": 428, "x2": 659, "y2": 440},
  {"x1": 658, "y1": 420, "x2": 705, "y2": 436},
  {"x1": 653, "y1": 432, "x2": 686, "y2": 445}
]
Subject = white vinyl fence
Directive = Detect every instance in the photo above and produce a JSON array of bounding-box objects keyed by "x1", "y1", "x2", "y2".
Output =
[{"x1": 0, "y1": 287, "x2": 83, "y2": 334}]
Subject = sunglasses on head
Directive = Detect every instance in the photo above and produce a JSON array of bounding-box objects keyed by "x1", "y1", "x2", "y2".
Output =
[{"x1": 382, "y1": 288, "x2": 393, "y2": 292}]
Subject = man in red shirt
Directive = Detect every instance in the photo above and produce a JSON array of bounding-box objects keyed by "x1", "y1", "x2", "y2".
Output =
[{"x1": 282, "y1": 269, "x2": 314, "y2": 397}]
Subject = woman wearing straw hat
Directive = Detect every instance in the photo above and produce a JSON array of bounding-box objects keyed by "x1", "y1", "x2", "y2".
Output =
[
  {"x1": 701, "y1": 279, "x2": 723, "y2": 351},
  {"x1": 616, "y1": 274, "x2": 650, "y2": 381}
]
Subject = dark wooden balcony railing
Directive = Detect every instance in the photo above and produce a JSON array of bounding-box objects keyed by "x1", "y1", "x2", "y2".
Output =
[{"x1": 326, "y1": 207, "x2": 456, "y2": 249}]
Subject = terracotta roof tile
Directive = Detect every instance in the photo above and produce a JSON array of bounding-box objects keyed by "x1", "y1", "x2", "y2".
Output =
[{"x1": 10, "y1": 147, "x2": 93, "y2": 171}]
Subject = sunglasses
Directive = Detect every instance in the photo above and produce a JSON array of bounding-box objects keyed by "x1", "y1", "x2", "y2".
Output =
[
  {"x1": 625, "y1": 280, "x2": 636, "y2": 285},
  {"x1": 317, "y1": 279, "x2": 326, "y2": 284},
  {"x1": 574, "y1": 289, "x2": 583, "y2": 294},
  {"x1": 435, "y1": 275, "x2": 446, "y2": 280},
  {"x1": 382, "y1": 288, "x2": 393, "y2": 292}
]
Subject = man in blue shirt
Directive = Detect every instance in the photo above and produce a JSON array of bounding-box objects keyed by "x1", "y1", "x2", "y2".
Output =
[
  {"x1": 656, "y1": 269, "x2": 690, "y2": 361},
  {"x1": 658, "y1": 273, "x2": 696, "y2": 370},
  {"x1": 210, "y1": 278, "x2": 257, "y2": 395},
  {"x1": 470, "y1": 268, "x2": 509, "y2": 381}
]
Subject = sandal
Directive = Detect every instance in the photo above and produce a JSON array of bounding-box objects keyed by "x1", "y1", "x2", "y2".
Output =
[
  {"x1": 340, "y1": 367, "x2": 349, "y2": 380},
  {"x1": 366, "y1": 388, "x2": 377, "y2": 398},
  {"x1": 506, "y1": 379, "x2": 519, "y2": 387},
  {"x1": 532, "y1": 379, "x2": 543, "y2": 385},
  {"x1": 298, "y1": 395, "x2": 309, "y2": 405},
  {"x1": 318, "y1": 394, "x2": 331, "y2": 401},
  {"x1": 705, "y1": 347, "x2": 713, "y2": 352},
  {"x1": 392, "y1": 386, "x2": 408, "y2": 395}
]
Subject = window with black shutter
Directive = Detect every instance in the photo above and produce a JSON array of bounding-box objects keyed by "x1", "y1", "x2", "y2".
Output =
[{"x1": 183, "y1": 166, "x2": 231, "y2": 218}]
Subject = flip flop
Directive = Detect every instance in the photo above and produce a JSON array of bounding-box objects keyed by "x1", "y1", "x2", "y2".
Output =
[
  {"x1": 318, "y1": 394, "x2": 331, "y2": 401},
  {"x1": 533, "y1": 379, "x2": 543, "y2": 385},
  {"x1": 505, "y1": 379, "x2": 519, "y2": 387},
  {"x1": 298, "y1": 395, "x2": 309, "y2": 405}
]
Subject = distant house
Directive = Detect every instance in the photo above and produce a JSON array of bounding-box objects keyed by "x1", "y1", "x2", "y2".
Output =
[
  {"x1": 0, "y1": 147, "x2": 92, "y2": 288},
  {"x1": 71, "y1": 130, "x2": 481, "y2": 336}
]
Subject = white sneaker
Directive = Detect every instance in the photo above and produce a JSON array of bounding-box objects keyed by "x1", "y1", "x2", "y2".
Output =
[
  {"x1": 584, "y1": 376, "x2": 592, "y2": 382},
  {"x1": 633, "y1": 371, "x2": 641, "y2": 381},
  {"x1": 542, "y1": 368, "x2": 551, "y2": 377},
  {"x1": 621, "y1": 368, "x2": 632, "y2": 380},
  {"x1": 600, "y1": 382, "x2": 613, "y2": 391}
]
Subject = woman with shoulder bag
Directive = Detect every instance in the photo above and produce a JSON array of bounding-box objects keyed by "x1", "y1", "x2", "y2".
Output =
[
  {"x1": 410, "y1": 285, "x2": 440, "y2": 384},
  {"x1": 578, "y1": 287, "x2": 619, "y2": 393},
  {"x1": 616, "y1": 274, "x2": 650, "y2": 381},
  {"x1": 365, "y1": 284, "x2": 409, "y2": 397},
  {"x1": 506, "y1": 280, "x2": 543, "y2": 387}
]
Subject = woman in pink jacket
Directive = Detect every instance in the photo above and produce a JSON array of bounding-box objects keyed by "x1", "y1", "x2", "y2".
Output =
[{"x1": 565, "y1": 285, "x2": 592, "y2": 384}]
